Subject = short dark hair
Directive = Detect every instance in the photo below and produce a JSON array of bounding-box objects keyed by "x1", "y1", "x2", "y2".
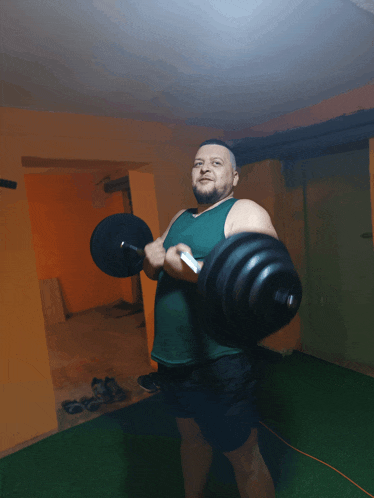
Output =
[
  {"x1": 198, "y1": 139, "x2": 237, "y2": 171},
  {"x1": 198, "y1": 138, "x2": 233, "y2": 151}
]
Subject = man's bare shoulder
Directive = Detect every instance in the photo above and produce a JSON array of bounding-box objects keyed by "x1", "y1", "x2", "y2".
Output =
[
  {"x1": 227, "y1": 199, "x2": 278, "y2": 238},
  {"x1": 171, "y1": 208, "x2": 188, "y2": 223},
  {"x1": 230, "y1": 198, "x2": 269, "y2": 217}
]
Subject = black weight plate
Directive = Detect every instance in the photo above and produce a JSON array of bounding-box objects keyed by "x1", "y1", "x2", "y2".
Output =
[
  {"x1": 90, "y1": 213, "x2": 153, "y2": 278},
  {"x1": 197, "y1": 234, "x2": 251, "y2": 347},
  {"x1": 197, "y1": 233, "x2": 259, "y2": 347},
  {"x1": 225, "y1": 235, "x2": 300, "y2": 343},
  {"x1": 215, "y1": 237, "x2": 268, "y2": 314},
  {"x1": 212, "y1": 234, "x2": 288, "y2": 334},
  {"x1": 222, "y1": 249, "x2": 279, "y2": 345},
  {"x1": 232, "y1": 247, "x2": 290, "y2": 309},
  {"x1": 249, "y1": 263, "x2": 302, "y2": 325},
  {"x1": 234, "y1": 262, "x2": 302, "y2": 341},
  {"x1": 198, "y1": 232, "x2": 282, "y2": 299},
  {"x1": 225, "y1": 248, "x2": 283, "y2": 326},
  {"x1": 197, "y1": 232, "x2": 287, "y2": 349},
  {"x1": 220, "y1": 238, "x2": 289, "y2": 322},
  {"x1": 230, "y1": 236, "x2": 293, "y2": 309}
]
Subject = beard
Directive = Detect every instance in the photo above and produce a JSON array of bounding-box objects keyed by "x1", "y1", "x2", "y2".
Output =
[{"x1": 192, "y1": 183, "x2": 222, "y2": 205}]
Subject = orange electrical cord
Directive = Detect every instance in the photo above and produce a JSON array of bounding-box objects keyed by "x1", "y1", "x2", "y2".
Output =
[{"x1": 260, "y1": 421, "x2": 374, "y2": 497}]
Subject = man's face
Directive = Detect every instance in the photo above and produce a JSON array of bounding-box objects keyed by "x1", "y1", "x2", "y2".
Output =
[{"x1": 192, "y1": 144, "x2": 239, "y2": 204}]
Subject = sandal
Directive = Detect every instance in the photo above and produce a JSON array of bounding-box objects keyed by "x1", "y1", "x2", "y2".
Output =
[
  {"x1": 104, "y1": 377, "x2": 127, "y2": 402},
  {"x1": 61, "y1": 400, "x2": 84, "y2": 414},
  {"x1": 79, "y1": 396, "x2": 103, "y2": 412},
  {"x1": 91, "y1": 377, "x2": 114, "y2": 403}
]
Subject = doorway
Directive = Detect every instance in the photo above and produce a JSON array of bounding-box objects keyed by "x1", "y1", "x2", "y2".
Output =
[{"x1": 23, "y1": 159, "x2": 155, "y2": 432}]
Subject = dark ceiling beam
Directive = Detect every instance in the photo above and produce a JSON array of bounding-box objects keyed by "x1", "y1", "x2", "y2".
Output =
[{"x1": 231, "y1": 108, "x2": 374, "y2": 167}]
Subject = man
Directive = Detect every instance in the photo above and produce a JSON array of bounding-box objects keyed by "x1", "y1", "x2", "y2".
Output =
[{"x1": 142, "y1": 139, "x2": 276, "y2": 498}]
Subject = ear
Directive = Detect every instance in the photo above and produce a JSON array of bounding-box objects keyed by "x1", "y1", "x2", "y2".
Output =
[{"x1": 233, "y1": 170, "x2": 239, "y2": 187}]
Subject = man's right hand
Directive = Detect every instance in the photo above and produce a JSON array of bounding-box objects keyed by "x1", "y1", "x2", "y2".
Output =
[{"x1": 143, "y1": 238, "x2": 166, "y2": 278}]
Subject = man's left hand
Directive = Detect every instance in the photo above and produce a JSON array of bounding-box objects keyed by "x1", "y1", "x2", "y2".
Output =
[{"x1": 164, "y1": 243, "x2": 202, "y2": 283}]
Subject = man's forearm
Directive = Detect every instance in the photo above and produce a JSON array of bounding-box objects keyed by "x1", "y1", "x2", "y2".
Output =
[
  {"x1": 175, "y1": 261, "x2": 204, "y2": 283},
  {"x1": 144, "y1": 249, "x2": 204, "y2": 283},
  {"x1": 143, "y1": 258, "x2": 162, "y2": 281}
]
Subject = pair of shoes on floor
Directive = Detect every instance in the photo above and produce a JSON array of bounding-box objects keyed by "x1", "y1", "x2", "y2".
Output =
[
  {"x1": 137, "y1": 372, "x2": 161, "y2": 393},
  {"x1": 62, "y1": 377, "x2": 127, "y2": 414},
  {"x1": 91, "y1": 376, "x2": 127, "y2": 403}
]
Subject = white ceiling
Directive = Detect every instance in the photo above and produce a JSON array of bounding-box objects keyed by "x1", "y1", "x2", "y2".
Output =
[{"x1": 1, "y1": 0, "x2": 374, "y2": 134}]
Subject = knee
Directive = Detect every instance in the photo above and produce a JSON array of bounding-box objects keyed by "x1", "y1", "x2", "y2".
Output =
[
  {"x1": 181, "y1": 438, "x2": 211, "y2": 448},
  {"x1": 177, "y1": 417, "x2": 210, "y2": 446},
  {"x1": 222, "y1": 428, "x2": 259, "y2": 463}
]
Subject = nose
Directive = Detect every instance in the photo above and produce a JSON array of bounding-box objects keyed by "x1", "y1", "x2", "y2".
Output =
[{"x1": 200, "y1": 164, "x2": 211, "y2": 174}]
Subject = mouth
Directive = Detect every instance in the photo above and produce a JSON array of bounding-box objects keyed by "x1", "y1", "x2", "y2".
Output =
[{"x1": 199, "y1": 178, "x2": 213, "y2": 183}]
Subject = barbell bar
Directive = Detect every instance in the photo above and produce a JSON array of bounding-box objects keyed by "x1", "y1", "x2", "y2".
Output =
[
  {"x1": 90, "y1": 213, "x2": 302, "y2": 347},
  {"x1": 120, "y1": 238, "x2": 298, "y2": 311},
  {"x1": 120, "y1": 240, "x2": 202, "y2": 275}
]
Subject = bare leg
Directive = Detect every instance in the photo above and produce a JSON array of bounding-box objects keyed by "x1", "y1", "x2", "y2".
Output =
[
  {"x1": 180, "y1": 439, "x2": 213, "y2": 498},
  {"x1": 223, "y1": 429, "x2": 275, "y2": 498},
  {"x1": 176, "y1": 418, "x2": 213, "y2": 498}
]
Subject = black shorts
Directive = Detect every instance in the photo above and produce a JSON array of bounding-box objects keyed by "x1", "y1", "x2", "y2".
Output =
[{"x1": 157, "y1": 352, "x2": 262, "y2": 453}]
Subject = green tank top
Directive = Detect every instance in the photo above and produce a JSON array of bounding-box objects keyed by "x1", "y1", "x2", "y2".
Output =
[{"x1": 151, "y1": 197, "x2": 244, "y2": 367}]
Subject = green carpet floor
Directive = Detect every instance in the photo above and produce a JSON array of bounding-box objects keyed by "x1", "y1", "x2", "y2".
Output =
[{"x1": 0, "y1": 350, "x2": 373, "y2": 498}]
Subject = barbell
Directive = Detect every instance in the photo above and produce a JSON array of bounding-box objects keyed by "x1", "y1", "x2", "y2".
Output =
[{"x1": 90, "y1": 213, "x2": 302, "y2": 347}]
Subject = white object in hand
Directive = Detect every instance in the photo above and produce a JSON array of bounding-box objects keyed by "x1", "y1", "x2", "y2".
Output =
[{"x1": 180, "y1": 251, "x2": 201, "y2": 274}]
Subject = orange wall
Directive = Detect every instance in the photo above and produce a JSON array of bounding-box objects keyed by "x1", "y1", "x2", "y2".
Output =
[
  {"x1": 0, "y1": 107, "x2": 224, "y2": 453},
  {"x1": 129, "y1": 169, "x2": 161, "y2": 371},
  {"x1": 3, "y1": 88, "x2": 370, "y2": 453},
  {"x1": 24, "y1": 172, "x2": 134, "y2": 314}
]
